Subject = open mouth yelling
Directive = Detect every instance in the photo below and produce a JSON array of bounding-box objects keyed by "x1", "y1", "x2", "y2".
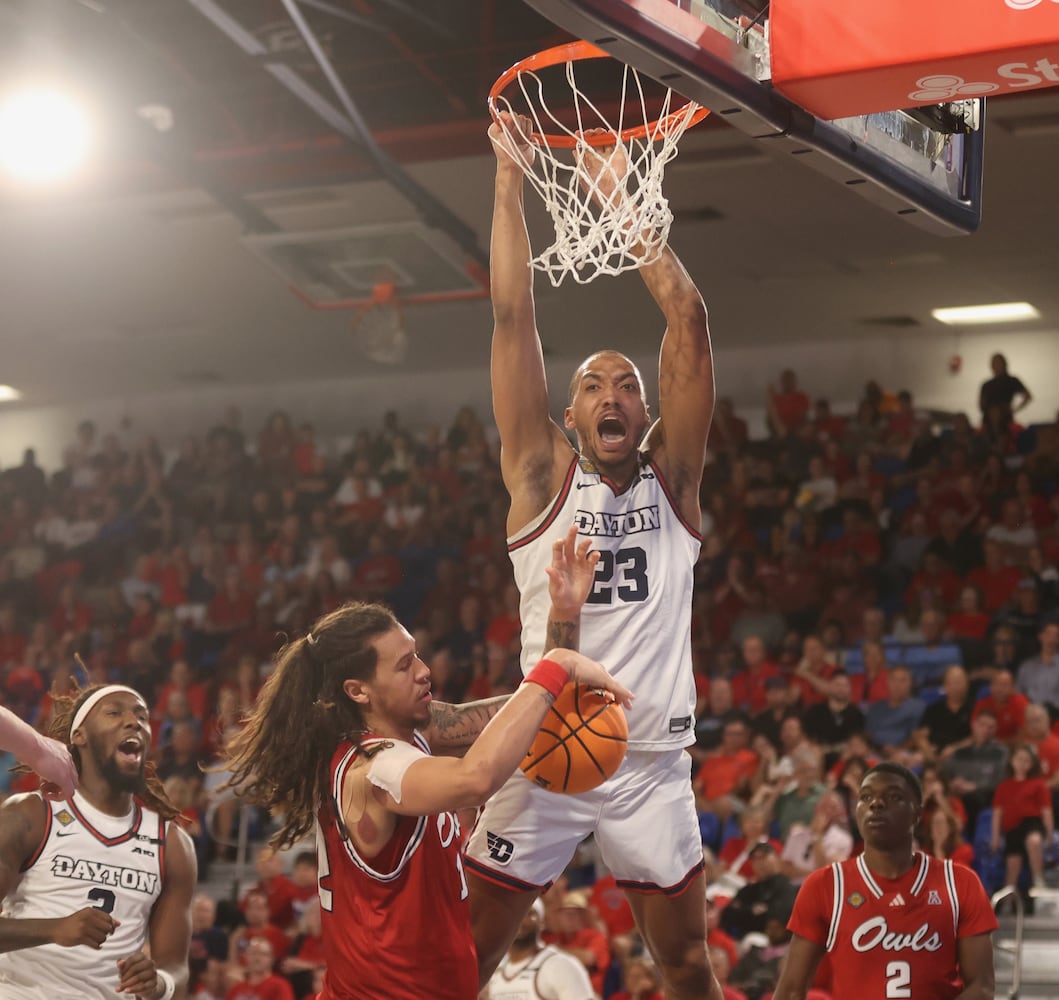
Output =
[
  {"x1": 597, "y1": 415, "x2": 628, "y2": 451},
  {"x1": 116, "y1": 737, "x2": 144, "y2": 767}
]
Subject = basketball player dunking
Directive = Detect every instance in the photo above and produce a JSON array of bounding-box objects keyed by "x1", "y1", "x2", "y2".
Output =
[
  {"x1": 465, "y1": 112, "x2": 722, "y2": 1000},
  {"x1": 775, "y1": 763, "x2": 996, "y2": 1000},
  {"x1": 0, "y1": 685, "x2": 196, "y2": 1000}
]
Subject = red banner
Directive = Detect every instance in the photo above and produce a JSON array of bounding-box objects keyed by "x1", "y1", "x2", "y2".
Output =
[{"x1": 770, "y1": 0, "x2": 1059, "y2": 120}]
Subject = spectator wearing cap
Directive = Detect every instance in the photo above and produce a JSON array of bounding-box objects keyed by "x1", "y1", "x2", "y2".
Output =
[
  {"x1": 750, "y1": 676, "x2": 794, "y2": 752},
  {"x1": 719, "y1": 843, "x2": 799, "y2": 940},
  {"x1": 1016, "y1": 622, "x2": 1059, "y2": 715},
  {"x1": 973, "y1": 669, "x2": 1030, "y2": 744},
  {"x1": 552, "y1": 890, "x2": 610, "y2": 997}
]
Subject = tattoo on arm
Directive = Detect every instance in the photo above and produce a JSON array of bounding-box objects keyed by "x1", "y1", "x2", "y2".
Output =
[
  {"x1": 547, "y1": 618, "x2": 579, "y2": 651},
  {"x1": 428, "y1": 697, "x2": 510, "y2": 750}
]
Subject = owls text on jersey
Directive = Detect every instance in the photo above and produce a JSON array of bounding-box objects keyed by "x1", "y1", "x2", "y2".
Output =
[
  {"x1": 509, "y1": 455, "x2": 700, "y2": 750},
  {"x1": 0, "y1": 793, "x2": 166, "y2": 999}
]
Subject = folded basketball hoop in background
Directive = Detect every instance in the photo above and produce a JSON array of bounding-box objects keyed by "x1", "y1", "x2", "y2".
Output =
[
  {"x1": 489, "y1": 41, "x2": 708, "y2": 286},
  {"x1": 242, "y1": 220, "x2": 488, "y2": 364},
  {"x1": 770, "y1": 0, "x2": 1059, "y2": 120}
]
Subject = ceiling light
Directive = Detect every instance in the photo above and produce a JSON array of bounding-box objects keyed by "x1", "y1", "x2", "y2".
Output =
[
  {"x1": 0, "y1": 385, "x2": 22, "y2": 402},
  {"x1": 931, "y1": 302, "x2": 1040, "y2": 325},
  {"x1": 0, "y1": 88, "x2": 93, "y2": 183}
]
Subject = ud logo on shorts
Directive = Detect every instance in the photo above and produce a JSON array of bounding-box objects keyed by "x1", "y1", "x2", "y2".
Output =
[{"x1": 486, "y1": 832, "x2": 515, "y2": 865}]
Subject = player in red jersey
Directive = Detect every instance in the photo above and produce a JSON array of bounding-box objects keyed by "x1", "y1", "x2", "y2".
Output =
[
  {"x1": 219, "y1": 530, "x2": 632, "y2": 1000},
  {"x1": 774, "y1": 762, "x2": 997, "y2": 1000}
]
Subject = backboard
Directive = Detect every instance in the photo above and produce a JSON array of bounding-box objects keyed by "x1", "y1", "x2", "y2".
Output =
[{"x1": 521, "y1": 0, "x2": 985, "y2": 235}]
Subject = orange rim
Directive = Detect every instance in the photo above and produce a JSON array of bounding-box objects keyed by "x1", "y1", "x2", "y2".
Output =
[{"x1": 488, "y1": 39, "x2": 710, "y2": 150}]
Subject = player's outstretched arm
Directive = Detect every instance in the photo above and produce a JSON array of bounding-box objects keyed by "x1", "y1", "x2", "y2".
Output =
[
  {"x1": 375, "y1": 649, "x2": 632, "y2": 818},
  {"x1": 126, "y1": 823, "x2": 197, "y2": 1000},
  {"x1": 644, "y1": 244, "x2": 714, "y2": 523},
  {"x1": 0, "y1": 706, "x2": 78, "y2": 800},
  {"x1": 771, "y1": 934, "x2": 826, "y2": 1000},
  {"x1": 488, "y1": 112, "x2": 571, "y2": 522}
]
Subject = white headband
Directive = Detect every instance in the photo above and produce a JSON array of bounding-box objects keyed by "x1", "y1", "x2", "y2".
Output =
[{"x1": 71, "y1": 685, "x2": 145, "y2": 735}]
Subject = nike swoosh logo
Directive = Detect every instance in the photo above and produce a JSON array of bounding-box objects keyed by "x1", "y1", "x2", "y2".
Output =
[{"x1": 55, "y1": 830, "x2": 78, "y2": 837}]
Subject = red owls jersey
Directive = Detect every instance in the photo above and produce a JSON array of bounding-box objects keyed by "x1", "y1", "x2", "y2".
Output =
[
  {"x1": 788, "y1": 852, "x2": 997, "y2": 1000},
  {"x1": 315, "y1": 736, "x2": 477, "y2": 1000}
]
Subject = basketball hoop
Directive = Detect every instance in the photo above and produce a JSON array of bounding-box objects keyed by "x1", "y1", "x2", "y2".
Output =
[
  {"x1": 352, "y1": 283, "x2": 407, "y2": 365},
  {"x1": 489, "y1": 41, "x2": 709, "y2": 286}
]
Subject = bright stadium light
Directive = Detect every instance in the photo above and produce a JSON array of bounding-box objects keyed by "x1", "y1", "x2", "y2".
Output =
[
  {"x1": 931, "y1": 302, "x2": 1040, "y2": 325},
  {"x1": 0, "y1": 87, "x2": 93, "y2": 183},
  {"x1": 0, "y1": 385, "x2": 23, "y2": 402}
]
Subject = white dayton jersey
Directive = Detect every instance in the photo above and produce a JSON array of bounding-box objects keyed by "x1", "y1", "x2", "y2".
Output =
[
  {"x1": 0, "y1": 792, "x2": 167, "y2": 999},
  {"x1": 510, "y1": 454, "x2": 700, "y2": 749},
  {"x1": 488, "y1": 944, "x2": 596, "y2": 1000}
]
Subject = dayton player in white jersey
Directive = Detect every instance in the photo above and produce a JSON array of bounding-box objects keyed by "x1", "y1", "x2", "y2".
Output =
[
  {"x1": 0, "y1": 685, "x2": 196, "y2": 999},
  {"x1": 466, "y1": 112, "x2": 721, "y2": 1000},
  {"x1": 487, "y1": 900, "x2": 595, "y2": 1000}
]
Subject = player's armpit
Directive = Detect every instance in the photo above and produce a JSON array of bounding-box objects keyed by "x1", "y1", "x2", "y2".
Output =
[
  {"x1": 771, "y1": 934, "x2": 826, "y2": 1000},
  {"x1": 954, "y1": 932, "x2": 996, "y2": 1000}
]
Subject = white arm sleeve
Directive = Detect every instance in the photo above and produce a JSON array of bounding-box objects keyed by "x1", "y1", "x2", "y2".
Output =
[
  {"x1": 537, "y1": 948, "x2": 597, "y2": 1000},
  {"x1": 366, "y1": 740, "x2": 429, "y2": 805}
]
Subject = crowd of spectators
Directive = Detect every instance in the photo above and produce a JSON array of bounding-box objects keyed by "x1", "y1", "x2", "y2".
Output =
[{"x1": 0, "y1": 354, "x2": 1057, "y2": 999}]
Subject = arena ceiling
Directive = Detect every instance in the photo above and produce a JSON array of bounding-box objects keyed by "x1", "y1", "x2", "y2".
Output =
[{"x1": 0, "y1": 0, "x2": 1057, "y2": 408}]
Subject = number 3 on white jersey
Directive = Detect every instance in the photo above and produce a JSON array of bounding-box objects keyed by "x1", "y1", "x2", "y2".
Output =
[{"x1": 886, "y1": 960, "x2": 911, "y2": 999}]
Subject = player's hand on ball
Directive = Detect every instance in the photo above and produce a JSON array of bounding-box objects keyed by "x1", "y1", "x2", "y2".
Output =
[
  {"x1": 546, "y1": 649, "x2": 634, "y2": 709},
  {"x1": 52, "y1": 906, "x2": 120, "y2": 948},
  {"x1": 546, "y1": 524, "x2": 600, "y2": 615},
  {"x1": 490, "y1": 111, "x2": 536, "y2": 168}
]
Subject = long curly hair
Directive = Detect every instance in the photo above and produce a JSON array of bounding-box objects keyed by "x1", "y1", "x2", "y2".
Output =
[
  {"x1": 219, "y1": 601, "x2": 400, "y2": 850},
  {"x1": 45, "y1": 684, "x2": 181, "y2": 822}
]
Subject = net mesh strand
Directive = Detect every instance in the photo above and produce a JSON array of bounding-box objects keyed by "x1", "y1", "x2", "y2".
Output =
[{"x1": 493, "y1": 61, "x2": 701, "y2": 286}]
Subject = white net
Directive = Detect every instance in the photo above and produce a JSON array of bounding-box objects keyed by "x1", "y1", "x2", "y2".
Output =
[
  {"x1": 353, "y1": 298, "x2": 407, "y2": 365},
  {"x1": 492, "y1": 58, "x2": 704, "y2": 286}
]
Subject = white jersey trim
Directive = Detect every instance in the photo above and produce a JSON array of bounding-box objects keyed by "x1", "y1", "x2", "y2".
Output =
[
  {"x1": 826, "y1": 862, "x2": 844, "y2": 952},
  {"x1": 943, "y1": 858, "x2": 959, "y2": 939}
]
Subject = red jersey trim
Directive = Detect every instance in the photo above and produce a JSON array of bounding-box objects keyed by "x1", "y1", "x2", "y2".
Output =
[
  {"x1": 647, "y1": 460, "x2": 702, "y2": 541},
  {"x1": 68, "y1": 797, "x2": 143, "y2": 846},
  {"x1": 508, "y1": 457, "x2": 579, "y2": 554},
  {"x1": 615, "y1": 859, "x2": 704, "y2": 897},
  {"x1": 21, "y1": 796, "x2": 53, "y2": 872},
  {"x1": 463, "y1": 855, "x2": 547, "y2": 893}
]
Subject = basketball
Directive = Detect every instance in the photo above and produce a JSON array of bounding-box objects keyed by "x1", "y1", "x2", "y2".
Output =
[{"x1": 520, "y1": 682, "x2": 628, "y2": 794}]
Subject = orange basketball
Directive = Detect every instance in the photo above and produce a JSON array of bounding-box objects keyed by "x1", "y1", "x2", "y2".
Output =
[{"x1": 520, "y1": 682, "x2": 628, "y2": 794}]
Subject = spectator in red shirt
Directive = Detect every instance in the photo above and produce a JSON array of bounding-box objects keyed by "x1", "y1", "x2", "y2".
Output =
[
  {"x1": 1021, "y1": 703, "x2": 1059, "y2": 784},
  {"x1": 242, "y1": 849, "x2": 300, "y2": 932},
  {"x1": 767, "y1": 369, "x2": 810, "y2": 436},
  {"x1": 946, "y1": 584, "x2": 991, "y2": 641},
  {"x1": 280, "y1": 897, "x2": 326, "y2": 998},
  {"x1": 588, "y1": 870, "x2": 637, "y2": 941},
  {"x1": 695, "y1": 718, "x2": 760, "y2": 822},
  {"x1": 922, "y1": 806, "x2": 975, "y2": 869},
  {"x1": 226, "y1": 937, "x2": 293, "y2": 1000},
  {"x1": 611, "y1": 956, "x2": 664, "y2": 1000},
  {"x1": 0, "y1": 604, "x2": 27, "y2": 668},
  {"x1": 967, "y1": 539, "x2": 1023, "y2": 612},
  {"x1": 788, "y1": 634, "x2": 837, "y2": 707},
  {"x1": 991, "y1": 744, "x2": 1054, "y2": 892},
  {"x1": 206, "y1": 566, "x2": 255, "y2": 636},
  {"x1": 49, "y1": 580, "x2": 92, "y2": 639},
  {"x1": 718, "y1": 805, "x2": 784, "y2": 880},
  {"x1": 973, "y1": 669, "x2": 1030, "y2": 744},
  {"x1": 230, "y1": 889, "x2": 289, "y2": 968},
  {"x1": 351, "y1": 532, "x2": 402, "y2": 602},
  {"x1": 553, "y1": 890, "x2": 610, "y2": 997},
  {"x1": 905, "y1": 551, "x2": 963, "y2": 613},
  {"x1": 732, "y1": 635, "x2": 781, "y2": 713}
]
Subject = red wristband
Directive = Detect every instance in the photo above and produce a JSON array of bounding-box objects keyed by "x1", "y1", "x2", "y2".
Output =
[{"x1": 523, "y1": 658, "x2": 569, "y2": 700}]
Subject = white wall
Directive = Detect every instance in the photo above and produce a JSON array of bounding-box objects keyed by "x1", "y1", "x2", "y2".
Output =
[{"x1": 1, "y1": 327, "x2": 1055, "y2": 472}]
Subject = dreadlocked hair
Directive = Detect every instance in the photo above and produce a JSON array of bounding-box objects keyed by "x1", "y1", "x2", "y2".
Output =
[
  {"x1": 219, "y1": 601, "x2": 400, "y2": 851},
  {"x1": 46, "y1": 684, "x2": 182, "y2": 822}
]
